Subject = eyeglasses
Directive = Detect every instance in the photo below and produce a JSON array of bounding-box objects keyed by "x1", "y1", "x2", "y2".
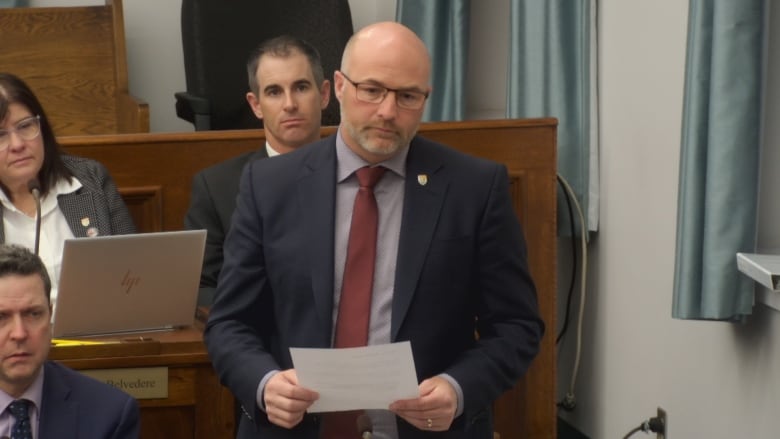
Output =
[
  {"x1": 340, "y1": 72, "x2": 428, "y2": 110},
  {"x1": 0, "y1": 115, "x2": 41, "y2": 151}
]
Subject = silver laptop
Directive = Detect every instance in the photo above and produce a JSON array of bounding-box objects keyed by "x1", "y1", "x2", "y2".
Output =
[{"x1": 52, "y1": 230, "x2": 207, "y2": 337}]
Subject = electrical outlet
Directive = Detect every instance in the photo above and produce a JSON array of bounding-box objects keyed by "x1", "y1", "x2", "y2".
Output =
[{"x1": 656, "y1": 407, "x2": 667, "y2": 439}]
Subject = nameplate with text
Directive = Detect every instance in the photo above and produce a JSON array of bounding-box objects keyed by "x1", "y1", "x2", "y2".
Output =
[{"x1": 80, "y1": 367, "x2": 169, "y2": 399}]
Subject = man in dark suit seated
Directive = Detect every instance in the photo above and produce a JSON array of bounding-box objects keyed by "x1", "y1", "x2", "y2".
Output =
[
  {"x1": 185, "y1": 35, "x2": 331, "y2": 306},
  {"x1": 204, "y1": 21, "x2": 544, "y2": 438},
  {"x1": 0, "y1": 244, "x2": 138, "y2": 438}
]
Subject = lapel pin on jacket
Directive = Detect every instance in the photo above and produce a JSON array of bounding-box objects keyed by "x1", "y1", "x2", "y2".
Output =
[
  {"x1": 81, "y1": 217, "x2": 90, "y2": 227},
  {"x1": 417, "y1": 174, "x2": 428, "y2": 186}
]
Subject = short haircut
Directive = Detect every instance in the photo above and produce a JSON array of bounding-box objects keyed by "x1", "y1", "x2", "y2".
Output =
[
  {"x1": 0, "y1": 244, "x2": 51, "y2": 301},
  {"x1": 246, "y1": 35, "x2": 325, "y2": 96}
]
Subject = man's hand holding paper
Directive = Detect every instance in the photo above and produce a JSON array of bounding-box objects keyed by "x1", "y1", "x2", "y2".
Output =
[{"x1": 290, "y1": 341, "x2": 419, "y2": 412}]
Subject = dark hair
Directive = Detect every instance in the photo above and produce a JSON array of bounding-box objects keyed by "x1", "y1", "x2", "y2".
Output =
[
  {"x1": 0, "y1": 244, "x2": 51, "y2": 301},
  {"x1": 246, "y1": 35, "x2": 325, "y2": 96},
  {"x1": 0, "y1": 73, "x2": 73, "y2": 197}
]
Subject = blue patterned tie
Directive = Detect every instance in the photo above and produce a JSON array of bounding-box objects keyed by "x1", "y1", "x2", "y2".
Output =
[{"x1": 8, "y1": 399, "x2": 32, "y2": 439}]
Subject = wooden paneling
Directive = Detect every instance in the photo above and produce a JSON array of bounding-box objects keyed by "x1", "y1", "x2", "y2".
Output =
[
  {"x1": 119, "y1": 186, "x2": 163, "y2": 234},
  {"x1": 0, "y1": 0, "x2": 149, "y2": 135},
  {"x1": 50, "y1": 327, "x2": 235, "y2": 439},
  {"x1": 60, "y1": 118, "x2": 558, "y2": 438}
]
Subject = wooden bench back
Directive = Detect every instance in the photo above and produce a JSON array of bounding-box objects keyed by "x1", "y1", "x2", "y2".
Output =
[{"x1": 0, "y1": 0, "x2": 149, "y2": 135}]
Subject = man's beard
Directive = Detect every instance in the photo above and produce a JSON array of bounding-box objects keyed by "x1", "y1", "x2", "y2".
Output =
[{"x1": 344, "y1": 119, "x2": 412, "y2": 159}]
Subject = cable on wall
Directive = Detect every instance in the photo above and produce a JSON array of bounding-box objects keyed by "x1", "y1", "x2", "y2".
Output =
[
  {"x1": 556, "y1": 175, "x2": 578, "y2": 345},
  {"x1": 555, "y1": 173, "x2": 588, "y2": 411},
  {"x1": 622, "y1": 414, "x2": 665, "y2": 438}
]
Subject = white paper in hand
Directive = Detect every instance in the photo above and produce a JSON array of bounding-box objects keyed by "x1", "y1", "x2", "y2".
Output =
[{"x1": 290, "y1": 341, "x2": 419, "y2": 412}]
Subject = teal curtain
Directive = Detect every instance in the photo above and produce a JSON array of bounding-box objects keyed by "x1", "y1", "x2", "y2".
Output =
[
  {"x1": 506, "y1": 0, "x2": 595, "y2": 232},
  {"x1": 673, "y1": 0, "x2": 765, "y2": 320},
  {"x1": 0, "y1": 0, "x2": 27, "y2": 7},
  {"x1": 396, "y1": 0, "x2": 470, "y2": 121},
  {"x1": 398, "y1": 0, "x2": 595, "y2": 231}
]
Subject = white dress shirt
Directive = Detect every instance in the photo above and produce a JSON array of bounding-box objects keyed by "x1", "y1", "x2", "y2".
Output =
[{"x1": 1, "y1": 177, "x2": 82, "y2": 305}]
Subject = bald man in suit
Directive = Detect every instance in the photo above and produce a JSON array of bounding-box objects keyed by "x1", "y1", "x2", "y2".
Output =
[{"x1": 205, "y1": 22, "x2": 543, "y2": 439}]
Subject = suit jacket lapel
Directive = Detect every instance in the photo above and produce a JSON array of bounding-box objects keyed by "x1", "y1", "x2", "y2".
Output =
[
  {"x1": 0, "y1": 187, "x2": 94, "y2": 241},
  {"x1": 251, "y1": 148, "x2": 269, "y2": 161},
  {"x1": 298, "y1": 139, "x2": 338, "y2": 344},
  {"x1": 39, "y1": 362, "x2": 78, "y2": 436},
  {"x1": 58, "y1": 191, "x2": 95, "y2": 238},
  {"x1": 392, "y1": 139, "x2": 446, "y2": 340}
]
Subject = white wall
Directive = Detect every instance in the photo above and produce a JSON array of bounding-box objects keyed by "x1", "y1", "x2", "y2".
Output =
[
  {"x1": 466, "y1": 0, "x2": 509, "y2": 120},
  {"x1": 123, "y1": 0, "x2": 191, "y2": 133},
  {"x1": 560, "y1": 1, "x2": 780, "y2": 438},
  {"x1": 28, "y1": 1, "x2": 780, "y2": 437},
  {"x1": 347, "y1": 0, "x2": 397, "y2": 31}
]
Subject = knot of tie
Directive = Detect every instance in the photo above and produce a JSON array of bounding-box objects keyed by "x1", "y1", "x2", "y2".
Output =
[
  {"x1": 8, "y1": 399, "x2": 31, "y2": 439},
  {"x1": 355, "y1": 166, "x2": 386, "y2": 189}
]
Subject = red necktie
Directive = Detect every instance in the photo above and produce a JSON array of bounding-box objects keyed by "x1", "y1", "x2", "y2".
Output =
[
  {"x1": 334, "y1": 166, "x2": 386, "y2": 348},
  {"x1": 323, "y1": 166, "x2": 385, "y2": 439}
]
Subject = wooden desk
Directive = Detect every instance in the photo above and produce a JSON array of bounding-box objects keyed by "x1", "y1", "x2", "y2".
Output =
[{"x1": 50, "y1": 326, "x2": 234, "y2": 438}]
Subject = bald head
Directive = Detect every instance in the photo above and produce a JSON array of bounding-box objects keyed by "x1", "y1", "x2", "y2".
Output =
[
  {"x1": 334, "y1": 21, "x2": 432, "y2": 164},
  {"x1": 341, "y1": 22, "x2": 431, "y2": 86}
]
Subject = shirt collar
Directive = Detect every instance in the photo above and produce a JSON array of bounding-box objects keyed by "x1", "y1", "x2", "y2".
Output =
[
  {"x1": 0, "y1": 364, "x2": 44, "y2": 413},
  {"x1": 51, "y1": 176, "x2": 82, "y2": 196},
  {"x1": 265, "y1": 141, "x2": 281, "y2": 157},
  {"x1": 335, "y1": 129, "x2": 409, "y2": 183},
  {"x1": 0, "y1": 177, "x2": 82, "y2": 216}
]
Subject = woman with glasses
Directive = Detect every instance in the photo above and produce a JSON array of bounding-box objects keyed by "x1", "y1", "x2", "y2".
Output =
[{"x1": 0, "y1": 73, "x2": 135, "y2": 304}]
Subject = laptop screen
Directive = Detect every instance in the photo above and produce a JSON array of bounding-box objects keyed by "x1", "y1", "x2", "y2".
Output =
[{"x1": 52, "y1": 230, "x2": 206, "y2": 337}]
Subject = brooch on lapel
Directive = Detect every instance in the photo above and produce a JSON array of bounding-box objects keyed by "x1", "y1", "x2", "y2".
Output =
[
  {"x1": 417, "y1": 174, "x2": 428, "y2": 186},
  {"x1": 81, "y1": 217, "x2": 100, "y2": 237}
]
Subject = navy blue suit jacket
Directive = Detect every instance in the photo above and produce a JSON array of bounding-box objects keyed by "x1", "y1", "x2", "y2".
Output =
[
  {"x1": 39, "y1": 361, "x2": 139, "y2": 438},
  {"x1": 185, "y1": 149, "x2": 268, "y2": 305},
  {"x1": 204, "y1": 134, "x2": 544, "y2": 439}
]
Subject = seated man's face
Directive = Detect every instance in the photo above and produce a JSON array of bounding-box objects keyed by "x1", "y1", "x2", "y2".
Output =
[
  {"x1": 0, "y1": 274, "x2": 51, "y2": 397},
  {"x1": 247, "y1": 50, "x2": 330, "y2": 152}
]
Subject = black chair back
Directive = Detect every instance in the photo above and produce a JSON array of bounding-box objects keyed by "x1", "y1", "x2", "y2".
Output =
[{"x1": 176, "y1": 0, "x2": 353, "y2": 130}]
